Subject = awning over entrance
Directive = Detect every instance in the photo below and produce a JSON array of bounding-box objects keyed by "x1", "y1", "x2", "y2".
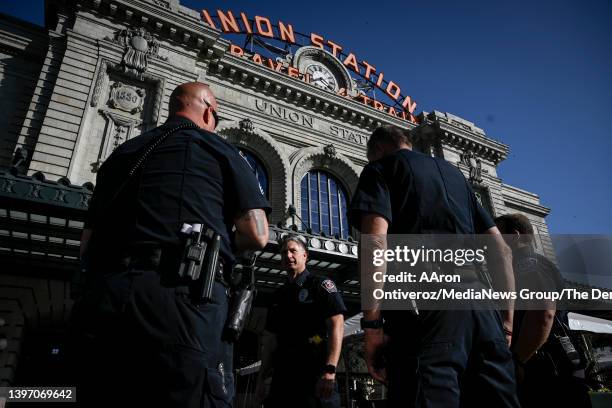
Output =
[
  {"x1": 0, "y1": 169, "x2": 361, "y2": 314},
  {"x1": 569, "y1": 312, "x2": 612, "y2": 335}
]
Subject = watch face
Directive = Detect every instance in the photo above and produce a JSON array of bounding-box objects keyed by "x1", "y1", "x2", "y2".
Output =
[{"x1": 305, "y1": 63, "x2": 338, "y2": 92}]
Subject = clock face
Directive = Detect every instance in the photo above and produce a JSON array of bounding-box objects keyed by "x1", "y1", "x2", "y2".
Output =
[{"x1": 305, "y1": 63, "x2": 338, "y2": 92}]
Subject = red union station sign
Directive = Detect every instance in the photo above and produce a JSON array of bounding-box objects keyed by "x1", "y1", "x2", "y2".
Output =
[{"x1": 200, "y1": 10, "x2": 419, "y2": 124}]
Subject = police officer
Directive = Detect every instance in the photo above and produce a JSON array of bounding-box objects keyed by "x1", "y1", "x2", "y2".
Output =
[
  {"x1": 495, "y1": 213, "x2": 591, "y2": 408},
  {"x1": 348, "y1": 125, "x2": 520, "y2": 407},
  {"x1": 255, "y1": 235, "x2": 347, "y2": 408},
  {"x1": 73, "y1": 82, "x2": 271, "y2": 407}
]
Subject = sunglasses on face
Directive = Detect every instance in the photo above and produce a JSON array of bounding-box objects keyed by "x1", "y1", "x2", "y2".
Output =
[{"x1": 202, "y1": 98, "x2": 219, "y2": 129}]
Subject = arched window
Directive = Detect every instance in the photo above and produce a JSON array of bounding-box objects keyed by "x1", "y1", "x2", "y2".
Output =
[
  {"x1": 300, "y1": 170, "x2": 349, "y2": 239},
  {"x1": 238, "y1": 149, "x2": 269, "y2": 198}
]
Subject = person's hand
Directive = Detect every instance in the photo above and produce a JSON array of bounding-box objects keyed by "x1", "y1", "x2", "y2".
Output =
[
  {"x1": 364, "y1": 328, "x2": 387, "y2": 384},
  {"x1": 254, "y1": 376, "x2": 268, "y2": 403},
  {"x1": 315, "y1": 373, "x2": 335, "y2": 399}
]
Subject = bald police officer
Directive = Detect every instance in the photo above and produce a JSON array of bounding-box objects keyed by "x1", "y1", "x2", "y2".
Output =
[
  {"x1": 255, "y1": 235, "x2": 347, "y2": 408},
  {"x1": 73, "y1": 82, "x2": 271, "y2": 407}
]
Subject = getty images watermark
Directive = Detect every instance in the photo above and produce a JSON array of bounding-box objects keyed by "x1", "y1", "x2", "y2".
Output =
[{"x1": 360, "y1": 234, "x2": 612, "y2": 311}]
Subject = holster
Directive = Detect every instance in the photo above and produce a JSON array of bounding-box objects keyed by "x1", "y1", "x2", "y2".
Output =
[{"x1": 224, "y1": 255, "x2": 258, "y2": 342}]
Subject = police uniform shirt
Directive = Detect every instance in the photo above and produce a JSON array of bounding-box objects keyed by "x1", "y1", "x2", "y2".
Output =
[
  {"x1": 265, "y1": 269, "x2": 347, "y2": 371},
  {"x1": 348, "y1": 149, "x2": 494, "y2": 234},
  {"x1": 85, "y1": 116, "x2": 271, "y2": 265}
]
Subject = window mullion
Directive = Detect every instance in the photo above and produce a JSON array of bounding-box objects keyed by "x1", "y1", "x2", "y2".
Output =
[
  {"x1": 317, "y1": 172, "x2": 323, "y2": 232},
  {"x1": 307, "y1": 173, "x2": 312, "y2": 228},
  {"x1": 337, "y1": 185, "x2": 343, "y2": 237},
  {"x1": 327, "y1": 177, "x2": 333, "y2": 235}
]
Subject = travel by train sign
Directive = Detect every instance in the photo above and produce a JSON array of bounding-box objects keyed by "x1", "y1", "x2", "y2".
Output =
[{"x1": 200, "y1": 9, "x2": 419, "y2": 124}]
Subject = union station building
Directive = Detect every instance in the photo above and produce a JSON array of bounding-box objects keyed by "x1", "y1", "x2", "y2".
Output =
[{"x1": 0, "y1": 0, "x2": 563, "y2": 393}]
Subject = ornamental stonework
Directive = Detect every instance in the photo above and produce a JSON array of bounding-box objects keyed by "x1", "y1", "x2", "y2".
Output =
[
  {"x1": 108, "y1": 82, "x2": 145, "y2": 114},
  {"x1": 111, "y1": 27, "x2": 167, "y2": 76}
]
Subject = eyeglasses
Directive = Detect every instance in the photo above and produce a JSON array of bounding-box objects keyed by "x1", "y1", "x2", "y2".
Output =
[{"x1": 202, "y1": 98, "x2": 219, "y2": 129}]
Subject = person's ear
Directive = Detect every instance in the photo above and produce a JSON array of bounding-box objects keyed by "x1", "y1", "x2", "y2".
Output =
[{"x1": 202, "y1": 107, "x2": 212, "y2": 127}]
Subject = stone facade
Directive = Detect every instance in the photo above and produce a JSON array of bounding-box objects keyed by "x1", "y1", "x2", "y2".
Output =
[
  {"x1": 0, "y1": 0, "x2": 555, "y2": 385},
  {"x1": 0, "y1": 0, "x2": 553, "y2": 232}
]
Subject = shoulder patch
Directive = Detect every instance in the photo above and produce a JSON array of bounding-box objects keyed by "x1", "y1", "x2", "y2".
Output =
[{"x1": 321, "y1": 279, "x2": 337, "y2": 293}]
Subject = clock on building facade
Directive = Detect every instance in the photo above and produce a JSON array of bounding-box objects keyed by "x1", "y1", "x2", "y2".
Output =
[
  {"x1": 305, "y1": 63, "x2": 338, "y2": 92},
  {"x1": 291, "y1": 46, "x2": 357, "y2": 96}
]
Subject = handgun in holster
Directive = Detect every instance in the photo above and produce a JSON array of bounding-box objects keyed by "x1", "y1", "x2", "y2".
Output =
[
  {"x1": 178, "y1": 223, "x2": 221, "y2": 304},
  {"x1": 224, "y1": 252, "x2": 258, "y2": 342}
]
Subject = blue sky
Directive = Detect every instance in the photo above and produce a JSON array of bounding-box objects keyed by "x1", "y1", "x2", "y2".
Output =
[{"x1": 1, "y1": 0, "x2": 610, "y2": 234}]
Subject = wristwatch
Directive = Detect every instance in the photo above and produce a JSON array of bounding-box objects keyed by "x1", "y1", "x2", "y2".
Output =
[
  {"x1": 360, "y1": 317, "x2": 384, "y2": 330},
  {"x1": 323, "y1": 364, "x2": 336, "y2": 374}
]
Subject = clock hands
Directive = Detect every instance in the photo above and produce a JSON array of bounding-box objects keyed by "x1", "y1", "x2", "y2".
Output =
[{"x1": 307, "y1": 65, "x2": 336, "y2": 91}]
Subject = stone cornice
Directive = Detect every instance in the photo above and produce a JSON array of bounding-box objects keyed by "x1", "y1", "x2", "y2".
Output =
[
  {"x1": 0, "y1": 11, "x2": 47, "y2": 36},
  {"x1": 77, "y1": 0, "x2": 223, "y2": 52},
  {"x1": 502, "y1": 183, "x2": 542, "y2": 200},
  {"x1": 503, "y1": 199, "x2": 550, "y2": 218},
  {"x1": 209, "y1": 53, "x2": 418, "y2": 132},
  {"x1": 71, "y1": 10, "x2": 207, "y2": 66},
  {"x1": 502, "y1": 184, "x2": 551, "y2": 217},
  {"x1": 72, "y1": 1, "x2": 421, "y2": 132},
  {"x1": 416, "y1": 111, "x2": 509, "y2": 164},
  {"x1": 0, "y1": 16, "x2": 48, "y2": 59},
  {"x1": 91, "y1": 31, "x2": 200, "y2": 79}
]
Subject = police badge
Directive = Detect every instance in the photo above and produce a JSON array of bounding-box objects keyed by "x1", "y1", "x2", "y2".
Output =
[{"x1": 298, "y1": 288, "x2": 309, "y2": 302}]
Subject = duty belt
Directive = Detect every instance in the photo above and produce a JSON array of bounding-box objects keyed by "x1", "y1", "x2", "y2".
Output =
[{"x1": 118, "y1": 246, "x2": 227, "y2": 285}]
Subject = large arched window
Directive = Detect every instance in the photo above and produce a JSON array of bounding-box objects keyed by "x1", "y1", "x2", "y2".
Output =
[
  {"x1": 238, "y1": 148, "x2": 269, "y2": 198},
  {"x1": 300, "y1": 170, "x2": 349, "y2": 239}
]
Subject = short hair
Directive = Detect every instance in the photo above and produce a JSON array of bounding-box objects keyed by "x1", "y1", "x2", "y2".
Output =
[
  {"x1": 279, "y1": 234, "x2": 308, "y2": 253},
  {"x1": 367, "y1": 125, "x2": 413, "y2": 153},
  {"x1": 494, "y1": 213, "x2": 534, "y2": 242}
]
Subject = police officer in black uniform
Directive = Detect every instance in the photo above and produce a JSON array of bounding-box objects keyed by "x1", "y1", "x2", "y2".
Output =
[
  {"x1": 348, "y1": 125, "x2": 520, "y2": 407},
  {"x1": 255, "y1": 235, "x2": 347, "y2": 408},
  {"x1": 495, "y1": 213, "x2": 591, "y2": 408},
  {"x1": 73, "y1": 82, "x2": 271, "y2": 407}
]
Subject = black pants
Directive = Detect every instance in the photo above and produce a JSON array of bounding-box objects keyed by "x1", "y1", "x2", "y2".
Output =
[
  {"x1": 385, "y1": 309, "x2": 520, "y2": 408},
  {"x1": 69, "y1": 269, "x2": 233, "y2": 407},
  {"x1": 519, "y1": 358, "x2": 591, "y2": 408},
  {"x1": 266, "y1": 368, "x2": 341, "y2": 408}
]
